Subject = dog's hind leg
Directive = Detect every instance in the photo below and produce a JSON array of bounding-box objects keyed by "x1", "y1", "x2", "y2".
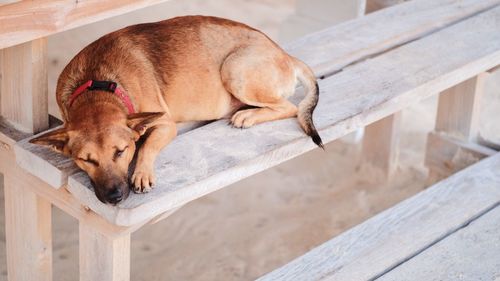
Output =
[{"x1": 221, "y1": 47, "x2": 298, "y2": 128}]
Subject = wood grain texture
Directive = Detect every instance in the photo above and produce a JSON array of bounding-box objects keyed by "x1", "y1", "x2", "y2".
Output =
[
  {"x1": 435, "y1": 74, "x2": 487, "y2": 141},
  {"x1": 15, "y1": 0, "x2": 497, "y2": 190},
  {"x1": 361, "y1": 112, "x2": 401, "y2": 179},
  {"x1": 258, "y1": 153, "x2": 500, "y2": 281},
  {"x1": 378, "y1": 205, "x2": 500, "y2": 281},
  {"x1": 285, "y1": 0, "x2": 500, "y2": 77},
  {"x1": 0, "y1": 0, "x2": 171, "y2": 49},
  {"x1": 80, "y1": 223, "x2": 130, "y2": 281},
  {"x1": 14, "y1": 1, "x2": 500, "y2": 226},
  {"x1": 4, "y1": 174, "x2": 52, "y2": 281},
  {"x1": 0, "y1": 38, "x2": 48, "y2": 133}
]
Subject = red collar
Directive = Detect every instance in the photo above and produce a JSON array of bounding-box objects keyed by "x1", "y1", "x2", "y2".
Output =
[{"x1": 68, "y1": 80, "x2": 135, "y2": 114}]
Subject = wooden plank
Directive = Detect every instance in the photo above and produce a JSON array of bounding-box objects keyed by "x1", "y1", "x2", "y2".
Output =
[
  {"x1": 80, "y1": 223, "x2": 130, "y2": 281},
  {"x1": 63, "y1": 4, "x2": 500, "y2": 226},
  {"x1": 14, "y1": 0, "x2": 500, "y2": 189},
  {"x1": 0, "y1": 0, "x2": 171, "y2": 50},
  {"x1": 378, "y1": 206, "x2": 500, "y2": 281},
  {"x1": 4, "y1": 175, "x2": 52, "y2": 281},
  {"x1": 435, "y1": 74, "x2": 487, "y2": 141},
  {"x1": 0, "y1": 38, "x2": 48, "y2": 133},
  {"x1": 285, "y1": 0, "x2": 500, "y2": 77},
  {"x1": 258, "y1": 153, "x2": 500, "y2": 281},
  {"x1": 361, "y1": 112, "x2": 401, "y2": 180}
]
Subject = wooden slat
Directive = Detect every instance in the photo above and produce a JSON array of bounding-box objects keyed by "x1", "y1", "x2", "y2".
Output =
[
  {"x1": 4, "y1": 173, "x2": 52, "y2": 281},
  {"x1": 258, "y1": 153, "x2": 500, "y2": 281},
  {"x1": 15, "y1": 0, "x2": 500, "y2": 191},
  {"x1": 0, "y1": 0, "x2": 171, "y2": 50},
  {"x1": 378, "y1": 205, "x2": 500, "y2": 281},
  {"x1": 0, "y1": 38, "x2": 48, "y2": 133},
  {"x1": 64, "y1": 4, "x2": 500, "y2": 226},
  {"x1": 80, "y1": 223, "x2": 130, "y2": 281},
  {"x1": 285, "y1": 0, "x2": 500, "y2": 77}
]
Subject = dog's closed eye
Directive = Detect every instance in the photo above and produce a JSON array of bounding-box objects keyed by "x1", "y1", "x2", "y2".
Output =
[
  {"x1": 79, "y1": 157, "x2": 99, "y2": 167},
  {"x1": 114, "y1": 146, "x2": 128, "y2": 160}
]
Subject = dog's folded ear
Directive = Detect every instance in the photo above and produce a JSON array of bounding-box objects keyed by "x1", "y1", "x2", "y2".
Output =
[
  {"x1": 127, "y1": 112, "x2": 165, "y2": 136},
  {"x1": 29, "y1": 127, "x2": 69, "y2": 154}
]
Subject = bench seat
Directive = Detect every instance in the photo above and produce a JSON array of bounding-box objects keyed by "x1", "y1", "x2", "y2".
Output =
[
  {"x1": 258, "y1": 152, "x2": 500, "y2": 281},
  {"x1": 13, "y1": 0, "x2": 500, "y2": 226}
]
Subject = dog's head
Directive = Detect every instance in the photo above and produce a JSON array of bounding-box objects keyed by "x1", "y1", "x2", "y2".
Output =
[{"x1": 30, "y1": 111, "x2": 164, "y2": 204}]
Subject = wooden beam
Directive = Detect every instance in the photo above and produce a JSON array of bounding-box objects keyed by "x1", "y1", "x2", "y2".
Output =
[
  {"x1": 4, "y1": 175, "x2": 52, "y2": 281},
  {"x1": 0, "y1": 38, "x2": 48, "y2": 133},
  {"x1": 0, "y1": 0, "x2": 171, "y2": 50},
  {"x1": 435, "y1": 74, "x2": 487, "y2": 141},
  {"x1": 426, "y1": 74, "x2": 488, "y2": 179},
  {"x1": 361, "y1": 112, "x2": 401, "y2": 180},
  {"x1": 80, "y1": 223, "x2": 130, "y2": 281}
]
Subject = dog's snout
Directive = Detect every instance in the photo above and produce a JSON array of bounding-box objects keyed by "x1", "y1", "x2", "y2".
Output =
[{"x1": 106, "y1": 187, "x2": 123, "y2": 204}]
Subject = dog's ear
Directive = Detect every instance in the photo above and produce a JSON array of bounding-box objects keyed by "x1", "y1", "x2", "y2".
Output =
[
  {"x1": 127, "y1": 112, "x2": 165, "y2": 136},
  {"x1": 29, "y1": 127, "x2": 69, "y2": 154}
]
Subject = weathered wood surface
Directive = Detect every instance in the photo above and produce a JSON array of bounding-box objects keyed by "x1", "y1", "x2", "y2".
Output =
[
  {"x1": 4, "y1": 174, "x2": 53, "y2": 281},
  {"x1": 378, "y1": 205, "x2": 500, "y2": 281},
  {"x1": 80, "y1": 223, "x2": 131, "y2": 281},
  {"x1": 0, "y1": 0, "x2": 171, "y2": 50},
  {"x1": 0, "y1": 38, "x2": 48, "y2": 133},
  {"x1": 258, "y1": 153, "x2": 500, "y2": 281},
  {"x1": 285, "y1": 0, "x2": 500, "y2": 77},
  {"x1": 361, "y1": 112, "x2": 401, "y2": 180},
  {"x1": 12, "y1": 2, "x2": 494, "y2": 225},
  {"x1": 70, "y1": 4, "x2": 500, "y2": 226},
  {"x1": 15, "y1": 0, "x2": 499, "y2": 192}
]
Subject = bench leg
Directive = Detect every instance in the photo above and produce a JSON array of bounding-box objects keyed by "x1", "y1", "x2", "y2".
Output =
[
  {"x1": 360, "y1": 112, "x2": 401, "y2": 180},
  {"x1": 79, "y1": 223, "x2": 131, "y2": 281},
  {"x1": 4, "y1": 175, "x2": 52, "y2": 281},
  {"x1": 425, "y1": 74, "x2": 489, "y2": 180}
]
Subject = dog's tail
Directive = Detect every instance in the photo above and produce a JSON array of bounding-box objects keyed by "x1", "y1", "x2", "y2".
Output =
[{"x1": 292, "y1": 57, "x2": 323, "y2": 148}]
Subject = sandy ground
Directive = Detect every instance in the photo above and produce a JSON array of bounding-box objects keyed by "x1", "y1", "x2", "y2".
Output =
[{"x1": 0, "y1": 0, "x2": 499, "y2": 280}]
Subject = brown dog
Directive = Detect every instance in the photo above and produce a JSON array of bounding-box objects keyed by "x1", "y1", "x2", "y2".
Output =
[{"x1": 31, "y1": 16, "x2": 322, "y2": 204}]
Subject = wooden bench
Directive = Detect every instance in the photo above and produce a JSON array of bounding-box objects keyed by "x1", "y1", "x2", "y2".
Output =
[
  {"x1": 258, "y1": 152, "x2": 500, "y2": 281},
  {"x1": 1, "y1": 0, "x2": 500, "y2": 280}
]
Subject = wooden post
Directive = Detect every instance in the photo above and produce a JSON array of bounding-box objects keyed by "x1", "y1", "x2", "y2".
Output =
[
  {"x1": 79, "y1": 223, "x2": 131, "y2": 281},
  {"x1": 360, "y1": 112, "x2": 401, "y2": 180},
  {"x1": 0, "y1": 38, "x2": 52, "y2": 281},
  {"x1": 0, "y1": 38, "x2": 48, "y2": 134},
  {"x1": 4, "y1": 175, "x2": 52, "y2": 281},
  {"x1": 425, "y1": 74, "x2": 488, "y2": 181}
]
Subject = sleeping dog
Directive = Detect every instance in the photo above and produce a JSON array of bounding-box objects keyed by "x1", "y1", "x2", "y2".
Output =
[{"x1": 31, "y1": 16, "x2": 322, "y2": 204}]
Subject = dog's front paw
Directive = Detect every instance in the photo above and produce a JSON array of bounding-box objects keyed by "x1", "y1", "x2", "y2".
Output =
[{"x1": 131, "y1": 167, "x2": 156, "y2": 193}]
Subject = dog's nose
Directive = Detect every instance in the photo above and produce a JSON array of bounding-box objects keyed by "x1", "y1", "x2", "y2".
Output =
[{"x1": 106, "y1": 188, "x2": 123, "y2": 204}]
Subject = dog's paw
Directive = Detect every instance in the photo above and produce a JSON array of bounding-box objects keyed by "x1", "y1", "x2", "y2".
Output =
[
  {"x1": 131, "y1": 167, "x2": 156, "y2": 193},
  {"x1": 230, "y1": 109, "x2": 257, "y2": 128}
]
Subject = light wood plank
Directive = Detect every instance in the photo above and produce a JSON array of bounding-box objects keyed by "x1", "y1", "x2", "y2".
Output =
[
  {"x1": 0, "y1": 38, "x2": 48, "y2": 133},
  {"x1": 4, "y1": 175, "x2": 52, "y2": 281},
  {"x1": 0, "y1": 0, "x2": 171, "y2": 50},
  {"x1": 258, "y1": 153, "x2": 500, "y2": 281},
  {"x1": 14, "y1": 0, "x2": 500, "y2": 189},
  {"x1": 80, "y1": 223, "x2": 130, "y2": 281},
  {"x1": 378, "y1": 206, "x2": 500, "y2": 281},
  {"x1": 361, "y1": 112, "x2": 401, "y2": 179},
  {"x1": 61, "y1": 4, "x2": 500, "y2": 226},
  {"x1": 14, "y1": 1, "x2": 500, "y2": 226},
  {"x1": 285, "y1": 0, "x2": 500, "y2": 77}
]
